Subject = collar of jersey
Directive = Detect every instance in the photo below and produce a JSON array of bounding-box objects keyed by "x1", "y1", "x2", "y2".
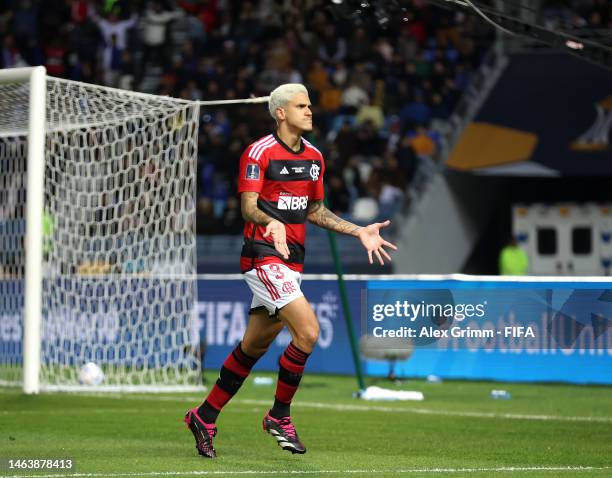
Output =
[{"x1": 273, "y1": 131, "x2": 305, "y2": 155}]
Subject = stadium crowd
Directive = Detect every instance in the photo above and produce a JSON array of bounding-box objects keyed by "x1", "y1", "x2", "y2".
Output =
[{"x1": 0, "y1": 0, "x2": 495, "y2": 234}]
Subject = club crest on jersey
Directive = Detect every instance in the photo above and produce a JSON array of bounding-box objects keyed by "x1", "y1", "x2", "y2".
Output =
[
  {"x1": 310, "y1": 163, "x2": 320, "y2": 181},
  {"x1": 245, "y1": 163, "x2": 260, "y2": 180}
]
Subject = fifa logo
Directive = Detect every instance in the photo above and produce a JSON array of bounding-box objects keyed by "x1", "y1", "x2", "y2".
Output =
[
  {"x1": 571, "y1": 96, "x2": 612, "y2": 151},
  {"x1": 309, "y1": 163, "x2": 320, "y2": 181}
]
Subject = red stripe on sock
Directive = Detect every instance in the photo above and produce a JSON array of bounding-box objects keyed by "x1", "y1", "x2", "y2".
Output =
[
  {"x1": 275, "y1": 380, "x2": 299, "y2": 404},
  {"x1": 285, "y1": 348, "x2": 307, "y2": 364},
  {"x1": 288, "y1": 343, "x2": 309, "y2": 361},
  {"x1": 284, "y1": 350, "x2": 305, "y2": 365},
  {"x1": 206, "y1": 384, "x2": 232, "y2": 410},
  {"x1": 234, "y1": 344, "x2": 257, "y2": 368},
  {"x1": 280, "y1": 353, "x2": 305, "y2": 374},
  {"x1": 225, "y1": 352, "x2": 251, "y2": 377}
]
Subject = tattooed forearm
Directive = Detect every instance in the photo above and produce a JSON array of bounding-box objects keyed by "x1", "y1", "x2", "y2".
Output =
[
  {"x1": 241, "y1": 192, "x2": 274, "y2": 226},
  {"x1": 307, "y1": 200, "x2": 362, "y2": 236}
]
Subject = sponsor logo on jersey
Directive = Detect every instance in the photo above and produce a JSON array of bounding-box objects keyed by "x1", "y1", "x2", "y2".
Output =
[
  {"x1": 280, "y1": 166, "x2": 289, "y2": 174},
  {"x1": 310, "y1": 163, "x2": 320, "y2": 181},
  {"x1": 246, "y1": 163, "x2": 260, "y2": 180},
  {"x1": 277, "y1": 192, "x2": 309, "y2": 210},
  {"x1": 292, "y1": 166, "x2": 305, "y2": 173}
]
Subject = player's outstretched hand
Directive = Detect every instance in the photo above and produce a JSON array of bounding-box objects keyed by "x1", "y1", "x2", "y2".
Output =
[
  {"x1": 263, "y1": 219, "x2": 290, "y2": 260},
  {"x1": 357, "y1": 220, "x2": 398, "y2": 265}
]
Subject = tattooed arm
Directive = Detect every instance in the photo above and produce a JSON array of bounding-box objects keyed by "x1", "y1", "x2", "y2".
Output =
[
  {"x1": 241, "y1": 191, "x2": 274, "y2": 226},
  {"x1": 307, "y1": 200, "x2": 398, "y2": 265},
  {"x1": 240, "y1": 192, "x2": 290, "y2": 259},
  {"x1": 306, "y1": 200, "x2": 362, "y2": 236}
]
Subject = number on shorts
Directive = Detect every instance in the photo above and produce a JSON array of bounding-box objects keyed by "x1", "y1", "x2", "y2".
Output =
[{"x1": 268, "y1": 263, "x2": 285, "y2": 280}]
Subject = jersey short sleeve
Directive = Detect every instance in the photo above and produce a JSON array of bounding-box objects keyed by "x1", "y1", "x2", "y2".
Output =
[{"x1": 237, "y1": 146, "x2": 268, "y2": 194}]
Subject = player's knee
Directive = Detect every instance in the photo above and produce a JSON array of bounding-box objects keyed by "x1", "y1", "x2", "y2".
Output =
[
  {"x1": 295, "y1": 324, "x2": 319, "y2": 351},
  {"x1": 305, "y1": 327, "x2": 319, "y2": 348}
]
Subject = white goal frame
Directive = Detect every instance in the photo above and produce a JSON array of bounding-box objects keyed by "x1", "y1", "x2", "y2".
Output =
[{"x1": 1, "y1": 66, "x2": 48, "y2": 394}]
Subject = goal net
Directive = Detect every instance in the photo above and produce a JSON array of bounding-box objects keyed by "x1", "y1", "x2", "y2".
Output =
[{"x1": 0, "y1": 70, "x2": 203, "y2": 391}]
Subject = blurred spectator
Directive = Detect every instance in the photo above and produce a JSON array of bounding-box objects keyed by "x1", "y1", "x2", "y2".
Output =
[
  {"x1": 356, "y1": 121, "x2": 385, "y2": 158},
  {"x1": 331, "y1": 120, "x2": 357, "y2": 161},
  {"x1": 88, "y1": 4, "x2": 136, "y2": 86},
  {"x1": 307, "y1": 60, "x2": 328, "y2": 93},
  {"x1": 356, "y1": 97, "x2": 385, "y2": 130},
  {"x1": 396, "y1": 136, "x2": 419, "y2": 187},
  {"x1": 137, "y1": 1, "x2": 182, "y2": 87},
  {"x1": 326, "y1": 172, "x2": 351, "y2": 215},
  {"x1": 348, "y1": 27, "x2": 372, "y2": 62},
  {"x1": 13, "y1": 0, "x2": 39, "y2": 46},
  {"x1": 88, "y1": 4, "x2": 136, "y2": 55},
  {"x1": 400, "y1": 93, "x2": 432, "y2": 128},
  {"x1": 71, "y1": 0, "x2": 89, "y2": 24},
  {"x1": 117, "y1": 49, "x2": 135, "y2": 90},
  {"x1": 178, "y1": 0, "x2": 218, "y2": 34},
  {"x1": 408, "y1": 126, "x2": 437, "y2": 158},
  {"x1": 331, "y1": 61, "x2": 349, "y2": 88},
  {"x1": 318, "y1": 24, "x2": 346, "y2": 65},
  {"x1": 44, "y1": 38, "x2": 67, "y2": 77},
  {"x1": 196, "y1": 197, "x2": 218, "y2": 235},
  {"x1": 319, "y1": 79, "x2": 342, "y2": 114},
  {"x1": 340, "y1": 81, "x2": 369, "y2": 114},
  {"x1": 1, "y1": 35, "x2": 22, "y2": 68},
  {"x1": 219, "y1": 197, "x2": 243, "y2": 234}
]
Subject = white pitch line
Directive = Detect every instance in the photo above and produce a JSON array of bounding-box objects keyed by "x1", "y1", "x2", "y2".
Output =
[
  {"x1": 0, "y1": 408, "x2": 176, "y2": 416},
  {"x1": 28, "y1": 393, "x2": 612, "y2": 425},
  {"x1": 1, "y1": 465, "x2": 611, "y2": 478},
  {"x1": 231, "y1": 399, "x2": 612, "y2": 425}
]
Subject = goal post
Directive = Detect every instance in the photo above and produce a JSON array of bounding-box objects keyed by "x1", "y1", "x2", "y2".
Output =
[
  {"x1": 0, "y1": 67, "x2": 209, "y2": 393},
  {"x1": 0, "y1": 66, "x2": 47, "y2": 394},
  {"x1": 24, "y1": 66, "x2": 46, "y2": 394}
]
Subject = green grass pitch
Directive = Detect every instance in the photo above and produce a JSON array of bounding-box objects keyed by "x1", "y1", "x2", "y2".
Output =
[{"x1": 1, "y1": 373, "x2": 611, "y2": 478}]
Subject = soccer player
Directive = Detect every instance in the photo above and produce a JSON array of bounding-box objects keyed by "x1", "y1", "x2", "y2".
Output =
[{"x1": 185, "y1": 83, "x2": 397, "y2": 458}]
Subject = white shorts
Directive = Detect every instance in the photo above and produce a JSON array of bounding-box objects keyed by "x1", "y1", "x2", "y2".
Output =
[{"x1": 243, "y1": 262, "x2": 303, "y2": 317}]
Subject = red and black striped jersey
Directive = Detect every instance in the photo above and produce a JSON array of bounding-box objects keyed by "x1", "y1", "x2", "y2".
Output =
[{"x1": 237, "y1": 132, "x2": 325, "y2": 273}]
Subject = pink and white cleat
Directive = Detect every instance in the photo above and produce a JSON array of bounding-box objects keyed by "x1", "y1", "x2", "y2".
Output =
[
  {"x1": 262, "y1": 411, "x2": 306, "y2": 454},
  {"x1": 184, "y1": 408, "x2": 217, "y2": 458}
]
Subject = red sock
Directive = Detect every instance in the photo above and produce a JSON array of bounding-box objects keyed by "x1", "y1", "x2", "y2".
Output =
[
  {"x1": 270, "y1": 342, "x2": 310, "y2": 419},
  {"x1": 198, "y1": 342, "x2": 258, "y2": 423}
]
